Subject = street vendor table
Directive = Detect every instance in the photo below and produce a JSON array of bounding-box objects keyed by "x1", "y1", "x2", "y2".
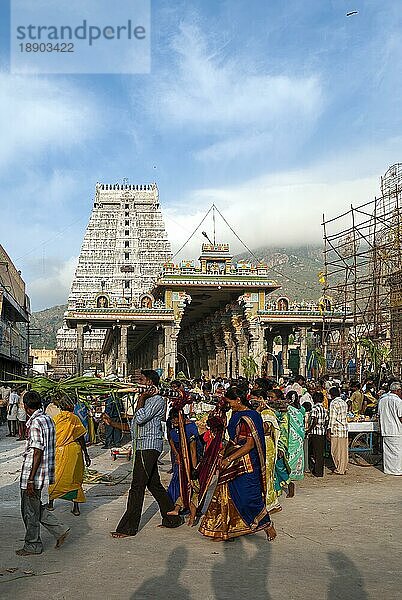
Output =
[
  {"x1": 348, "y1": 421, "x2": 379, "y2": 433},
  {"x1": 347, "y1": 420, "x2": 381, "y2": 465}
]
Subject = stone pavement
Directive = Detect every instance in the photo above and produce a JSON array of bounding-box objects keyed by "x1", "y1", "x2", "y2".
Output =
[{"x1": 0, "y1": 424, "x2": 400, "y2": 600}]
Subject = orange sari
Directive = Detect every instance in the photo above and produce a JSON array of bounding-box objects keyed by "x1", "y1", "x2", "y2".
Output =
[{"x1": 48, "y1": 411, "x2": 87, "y2": 502}]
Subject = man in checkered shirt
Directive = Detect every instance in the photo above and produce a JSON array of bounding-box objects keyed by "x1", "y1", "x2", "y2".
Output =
[
  {"x1": 16, "y1": 390, "x2": 70, "y2": 556},
  {"x1": 327, "y1": 386, "x2": 349, "y2": 475}
]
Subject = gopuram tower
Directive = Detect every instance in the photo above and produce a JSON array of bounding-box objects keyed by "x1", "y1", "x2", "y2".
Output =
[{"x1": 56, "y1": 182, "x2": 171, "y2": 374}]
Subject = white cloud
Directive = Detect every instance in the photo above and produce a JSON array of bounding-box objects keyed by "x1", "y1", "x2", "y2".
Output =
[
  {"x1": 153, "y1": 23, "x2": 323, "y2": 161},
  {"x1": 27, "y1": 256, "x2": 78, "y2": 311},
  {"x1": 163, "y1": 139, "x2": 402, "y2": 259},
  {"x1": 0, "y1": 72, "x2": 97, "y2": 170}
]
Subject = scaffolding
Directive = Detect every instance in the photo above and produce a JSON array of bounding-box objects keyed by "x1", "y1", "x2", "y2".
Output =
[{"x1": 322, "y1": 164, "x2": 402, "y2": 378}]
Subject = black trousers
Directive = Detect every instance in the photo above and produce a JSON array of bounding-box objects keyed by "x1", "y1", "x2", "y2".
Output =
[
  {"x1": 116, "y1": 449, "x2": 182, "y2": 535},
  {"x1": 309, "y1": 434, "x2": 326, "y2": 477}
]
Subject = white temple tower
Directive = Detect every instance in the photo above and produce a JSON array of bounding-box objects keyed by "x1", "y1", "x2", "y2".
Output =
[{"x1": 56, "y1": 182, "x2": 171, "y2": 373}]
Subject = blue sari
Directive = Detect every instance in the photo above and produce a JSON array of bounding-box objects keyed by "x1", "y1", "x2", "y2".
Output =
[
  {"x1": 74, "y1": 401, "x2": 89, "y2": 443},
  {"x1": 199, "y1": 409, "x2": 271, "y2": 540},
  {"x1": 168, "y1": 421, "x2": 201, "y2": 506}
]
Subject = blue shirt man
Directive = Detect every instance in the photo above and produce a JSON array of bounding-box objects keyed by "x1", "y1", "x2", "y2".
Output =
[
  {"x1": 132, "y1": 393, "x2": 165, "y2": 452},
  {"x1": 103, "y1": 369, "x2": 183, "y2": 536}
]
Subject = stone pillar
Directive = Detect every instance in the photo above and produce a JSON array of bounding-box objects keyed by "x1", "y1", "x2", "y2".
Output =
[
  {"x1": 266, "y1": 332, "x2": 275, "y2": 377},
  {"x1": 117, "y1": 324, "x2": 129, "y2": 378},
  {"x1": 205, "y1": 333, "x2": 217, "y2": 377},
  {"x1": 156, "y1": 328, "x2": 165, "y2": 372},
  {"x1": 213, "y1": 329, "x2": 226, "y2": 377},
  {"x1": 249, "y1": 323, "x2": 265, "y2": 375},
  {"x1": 281, "y1": 329, "x2": 290, "y2": 375},
  {"x1": 222, "y1": 327, "x2": 235, "y2": 379},
  {"x1": 299, "y1": 327, "x2": 308, "y2": 377},
  {"x1": 230, "y1": 314, "x2": 247, "y2": 378},
  {"x1": 76, "y1": 324, "x2": 84, "y2": 376},
  {"x1": 163, "y1": 323, "x2": 179, "y2": 378},
  {"x1": 195, "y1": 327, "x2": 209, "y2": 375}
]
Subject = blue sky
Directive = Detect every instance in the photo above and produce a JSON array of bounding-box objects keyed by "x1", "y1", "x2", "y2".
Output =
[{"x1": 1, "y1": 0, "x2": 402, "y2": 310}]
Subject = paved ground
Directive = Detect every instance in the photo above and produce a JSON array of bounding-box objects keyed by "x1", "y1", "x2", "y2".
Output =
[{"x1": 0, "y1": 424, "x2": 400, "y2": 600}]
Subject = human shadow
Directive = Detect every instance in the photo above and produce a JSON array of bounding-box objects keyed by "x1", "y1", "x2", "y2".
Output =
[
  {"x1": 138, "y1": 499, "x2": 159, "y2": 531},
  {"x1": 131, "y1": 545, "x2": 190, "y2": 600},
  {"x1": 211, "y1": 535, "x2": 272, "y2": 600},
  {"x1": 327, "y1": 551, "x2": 368, "y2": 600}
]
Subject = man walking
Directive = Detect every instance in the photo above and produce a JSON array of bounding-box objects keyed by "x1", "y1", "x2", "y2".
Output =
[
  {"x1": 103, "y1": 369, "x2": 183, "y2": 537},
  {"x1": 308, "y1": 391, "x2": 328, "y2": 477},
  {"x1": 7, "y1": 386, "x2": 19, "y2": 437},
  {"x1": 378, "y1": 382, "x2": 402, "y2": 476},
  {"x1": 16, "y1": 390, "x2": 70, "y2": 556},
  {"x1": 327, "y1": 386, "x2": 349, "y2": 475}
]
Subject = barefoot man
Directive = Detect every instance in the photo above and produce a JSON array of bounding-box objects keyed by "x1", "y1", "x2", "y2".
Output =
[
  {"x1": 103, "y1": 369, "x2": 183, "y2": 537},
  {"x1": 16, "y1": 390, "x2": 70, "y2": 556}
]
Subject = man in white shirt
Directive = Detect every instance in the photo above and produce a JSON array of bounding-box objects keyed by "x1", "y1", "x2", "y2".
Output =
[
  {"x1": 291, "y1": 375, "x2": 306, "y2": 398},
  {"x1": 378, "y1": 382, "x2": 402, "y2": 476},
  {"x1": 7, "y1": 387, "x2": 19, "y2": 437}
]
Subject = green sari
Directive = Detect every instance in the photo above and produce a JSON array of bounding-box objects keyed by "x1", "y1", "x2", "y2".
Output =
[
  {"x1": 273, "y1": 411, "x2": 291, "y2": 496},
  {"x1": 287, "y1": 405, "x2": 305, "y2": 481}
]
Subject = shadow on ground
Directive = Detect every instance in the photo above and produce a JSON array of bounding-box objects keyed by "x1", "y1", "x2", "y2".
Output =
[
  {"x1": 327, "y1": 551, "x2": 368, "y2": 600},
  {"x1": 131, "y1": 536, "x2": 273, "y2": 600}
]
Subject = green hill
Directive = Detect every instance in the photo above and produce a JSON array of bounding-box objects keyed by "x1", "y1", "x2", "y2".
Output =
[
  {"x1": 235, "y1": 245, "x2": 324, "y2": 301},
  {"x1": 30, "y1": 304, "x2": 67, "y2": 350}
]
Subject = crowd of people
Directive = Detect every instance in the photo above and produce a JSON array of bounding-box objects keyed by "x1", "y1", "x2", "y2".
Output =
[{"x1": 1, "y1": 369, "x2": 401, "y2": 555}]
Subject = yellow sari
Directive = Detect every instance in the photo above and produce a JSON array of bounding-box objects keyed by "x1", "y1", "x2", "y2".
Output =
[
  {"x1": 49, "y1": 411, "x2": 87, "y2": 503},
  {"x1": 261, "y1": 408, "x2": 280, "y2": 510}
]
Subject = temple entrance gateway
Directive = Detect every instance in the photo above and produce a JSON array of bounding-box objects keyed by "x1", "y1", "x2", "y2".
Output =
[
  {"x1": 153, "y1": 243, "x2": 279, "y2": 378},
  {"x1": 57, "y1": 184, "x2": 349, "y2": 378}
]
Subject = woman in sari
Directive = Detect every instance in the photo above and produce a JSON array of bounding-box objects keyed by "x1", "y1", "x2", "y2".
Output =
[
  {"x1": 167, "y1": 408, "x2": 202, "y2": 526},
  {"x1": 48, "y1": 400, "x2": 91, "y2": 516},
  {"x1": 199, "y1": 387, "x2": 276, "y2": 542},
  {"x1": 287, "y1": 401, "x2": 306, "y2": 493},
  {"x1": 74, "y1": 397, "x2": 96, "y2": 444},
  {"x1": 252, "y1": 389, "x2": 280, "y2": 513},
  {"x1": 266, "y1": 389, "x2": 292, "y2": 509}
]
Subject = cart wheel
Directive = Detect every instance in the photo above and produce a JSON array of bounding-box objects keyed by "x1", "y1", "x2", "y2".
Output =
[{"x1": 349, "y1": 433, "x2": 382, "y2": 467}]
